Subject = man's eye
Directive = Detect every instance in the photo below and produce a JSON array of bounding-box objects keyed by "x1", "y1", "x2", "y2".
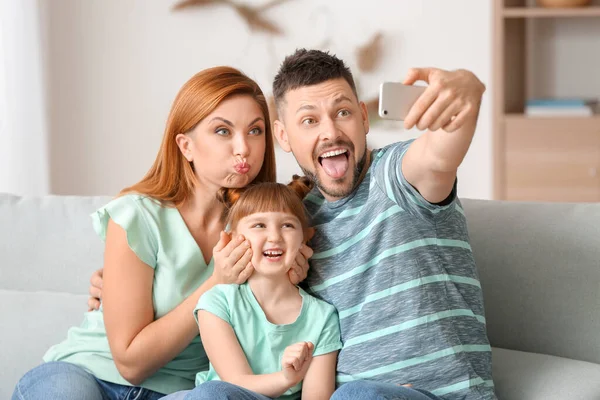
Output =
[
  {"x1": 338, "y1": 109, "x2": 350, "y2": 117},
  {"x1": 215, "y1": 128, "x2": 230, "y2": 136},
  {"x1": 302, "y1": 118, "x2": 316, "y2": 126}
]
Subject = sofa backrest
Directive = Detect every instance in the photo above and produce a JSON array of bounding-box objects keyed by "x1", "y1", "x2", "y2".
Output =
[
  {"x1": 0, "y1": 193, "x2": 113, "y2": 398},
  {"x1": 0, "y1": 193, "x2": 112, "y2": 294},
  {"x1": 462, "y1": 198, "x2": 600, "y2": 365}
]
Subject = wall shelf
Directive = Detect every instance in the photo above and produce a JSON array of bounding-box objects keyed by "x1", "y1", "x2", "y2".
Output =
[
  {"x1": 503, "y1": 6, "x2": 600, "y2": 18},
  {"x1": 493, "y1": 0, "x2": 600, "y2": 202},
  {"x1": 504, "y1": 114, "x2": 600, "y2": 123}
]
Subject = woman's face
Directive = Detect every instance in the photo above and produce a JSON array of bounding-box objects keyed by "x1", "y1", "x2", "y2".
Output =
[
  {"x1": 181, "y1": 94, "x2": 267, "y2": 190},
  {"x1": 233, "y1": 211, "x2": 304, "y2": 277}
]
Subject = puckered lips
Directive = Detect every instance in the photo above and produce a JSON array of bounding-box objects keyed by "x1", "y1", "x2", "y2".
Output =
[
  {"x1": 318, "y1": 148, "x2": 350, "y2": 179},
  {"x1": 234, "y1": 161, "x2": 250, "y2": 174},
  {"x1": 262, "y1": 248, "x2": 284, "y2": 262}
]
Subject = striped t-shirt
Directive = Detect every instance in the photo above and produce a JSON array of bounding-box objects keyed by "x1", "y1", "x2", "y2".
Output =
[{"x1": 303, "y1": 140, "x2": 496, "y2": 400}]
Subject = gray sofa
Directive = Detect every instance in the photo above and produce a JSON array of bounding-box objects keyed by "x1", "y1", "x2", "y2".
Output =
[{"x1": 1, "y1": 193, "x2": 599, "y2": 399}]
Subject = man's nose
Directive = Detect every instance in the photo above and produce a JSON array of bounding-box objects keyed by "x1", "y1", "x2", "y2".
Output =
[{"x1": 319, "y1": 117, "x2": 341, "y2": 142}]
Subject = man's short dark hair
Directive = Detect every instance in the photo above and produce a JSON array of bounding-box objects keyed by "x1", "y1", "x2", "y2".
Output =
[{"x1": 272, "y1": 49, "x2": 358, "y2": 112}]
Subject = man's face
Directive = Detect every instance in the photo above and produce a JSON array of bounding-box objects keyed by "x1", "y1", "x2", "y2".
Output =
[{"x1": 274, "y1": 78, "x2": 370, "y2": 202}]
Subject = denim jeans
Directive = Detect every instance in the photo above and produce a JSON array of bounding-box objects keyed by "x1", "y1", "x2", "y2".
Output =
[
  {"x1": 11, "y1": 361, "x2": 165, "y2": 400},
  {"x1": 331, "y1": 380, "x2": 443, "y2": 400},
  {"x1": 162, "y1": 381, "x2": 272, "y2": 400}
]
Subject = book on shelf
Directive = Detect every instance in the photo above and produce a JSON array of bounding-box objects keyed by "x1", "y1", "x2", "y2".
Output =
[{"x1": 525, "y1": 98, "x2": 598, "y2": 117}]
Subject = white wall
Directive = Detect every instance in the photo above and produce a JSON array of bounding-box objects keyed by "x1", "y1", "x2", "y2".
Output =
[
  {"x1": 40, "y1": 0, "x2": 493, "y2": 199},
  {"x1": 0, "y1": 0, "x2": 49, "y2": 195},
  {"x1": 529, "y1": 17, "x2": 600, "y2": 100}
]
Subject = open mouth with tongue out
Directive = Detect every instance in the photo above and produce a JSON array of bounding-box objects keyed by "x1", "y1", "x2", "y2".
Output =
[{"x1": 318, "y1": 149, "x2": 350, "y2": 179}]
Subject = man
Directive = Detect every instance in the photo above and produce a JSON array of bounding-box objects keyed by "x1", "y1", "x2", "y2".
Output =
[{"x1": 271, "y1": 49, "x2": 494, "y2": 400}]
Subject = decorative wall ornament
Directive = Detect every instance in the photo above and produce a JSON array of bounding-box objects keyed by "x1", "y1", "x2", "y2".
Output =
[{"x1": 172, "y1": 1, "x2": 392, "y2": 127}]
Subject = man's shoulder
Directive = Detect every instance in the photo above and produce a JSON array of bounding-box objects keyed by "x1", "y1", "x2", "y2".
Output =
[{"x1": 371, "y1": 139, "x2": 415, "y2": 168}]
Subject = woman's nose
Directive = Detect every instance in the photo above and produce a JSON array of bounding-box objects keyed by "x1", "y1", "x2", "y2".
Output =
[{"x1": 233, "y1": 133, "x2": 250, "y2": 157}]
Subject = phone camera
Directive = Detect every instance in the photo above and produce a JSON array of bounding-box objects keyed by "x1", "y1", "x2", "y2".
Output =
[{"x1": 383, "y1": 110, "x2": 388, "y2": 115}]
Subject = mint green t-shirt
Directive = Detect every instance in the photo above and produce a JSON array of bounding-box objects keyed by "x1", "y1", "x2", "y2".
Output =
[
  {"x1": 194, "y1": 283, "x2": 342, "y2": 399},
  {"x1": 43, "y1": 194, "x2": 213, "y2": 394}
]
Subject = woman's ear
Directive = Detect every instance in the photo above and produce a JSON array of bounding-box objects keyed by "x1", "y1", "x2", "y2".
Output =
[
  {"x1": 273, "y1": 120, "x2": 292, "y2": 153},
  {"x1": 176, "y1": 133, "x2": 194, "y2": 162}
]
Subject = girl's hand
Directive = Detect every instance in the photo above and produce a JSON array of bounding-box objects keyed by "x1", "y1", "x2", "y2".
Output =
[
  {"x1": 212, "y1": 231, "x2": 254, "y2": 285},
  {"x1": 281, "y1": 341, "x2": 314, "y2": 386}
]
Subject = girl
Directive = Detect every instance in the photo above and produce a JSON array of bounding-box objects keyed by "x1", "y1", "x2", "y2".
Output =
[{"x1": 167, "y1": 177, "x2": 342, "y2": 400}]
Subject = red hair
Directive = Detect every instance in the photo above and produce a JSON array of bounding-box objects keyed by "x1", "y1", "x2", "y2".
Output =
[{"x1": 120, "y1": 66, "x2": 276, "y2": 206}]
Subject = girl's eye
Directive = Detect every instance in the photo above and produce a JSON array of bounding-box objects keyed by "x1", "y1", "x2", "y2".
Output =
[
  {"x1": 338, "y1": 109, "x2": 350, "y2": 117},
  {"x1": 301, "y1": 118, "x2": 316, "y2": 126},
  {"x1": 215, "y1": 128, "x2": 230, "y2": 136},
  {"x1": 251, "y1": 223, "x2": 265, "y2": 229},
  {"x1": 248, "y1": 127, "x2": 263, "y2": 136},
  {"x1": 283, "y1": 223, "x2": 296, "y2": 229}
]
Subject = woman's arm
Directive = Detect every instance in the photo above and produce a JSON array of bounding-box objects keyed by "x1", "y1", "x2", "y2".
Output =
[
  {"x1": 197, "y1": 310, "x2": 303, "y2": 398},
  {"x1": 301, "y1": 351, "x2": 338, "y2": 400},
  {"x1": 102, "y1": 220, "x2": 219, "y2": 384}
]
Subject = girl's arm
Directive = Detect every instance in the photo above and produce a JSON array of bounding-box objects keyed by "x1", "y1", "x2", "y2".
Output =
[
  {"x1": 301, "y1": 351, "x2": 339, "y2": 400},
  {"x1": 102, "y1": 221, "x2": 251, "y2": 385},
  {"x1": 197, "y1": 310, "x2": 299, "y2": 398}
]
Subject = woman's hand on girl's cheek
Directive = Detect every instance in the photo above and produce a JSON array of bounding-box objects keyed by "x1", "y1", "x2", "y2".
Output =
[
  {"x1": 289, "y1": 244, "x2": 313, "y2": 285},
  {"x1": 212, "y1": 231, "x2": 254, "y2": 285}
]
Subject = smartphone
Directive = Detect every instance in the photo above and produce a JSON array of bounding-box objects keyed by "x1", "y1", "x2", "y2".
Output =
[{"x1": 379, "y1": 82, "x2": 427, "y2": 121}]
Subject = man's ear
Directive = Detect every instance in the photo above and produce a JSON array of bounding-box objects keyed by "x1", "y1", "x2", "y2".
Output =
[
  {"x1": 359, "y1": 101, "x2": 370, "y2": 135},
  {"x1": 175, "y1": 133, "x2": 193, "y2": 161},
  {"x1": 273, "y1": 120, "x2": 292, "y2": 153}
]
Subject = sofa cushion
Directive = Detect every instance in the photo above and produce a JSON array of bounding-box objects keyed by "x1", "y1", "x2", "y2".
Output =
[
  {"x1": 0, "y1": 289, "x2": 88, "y2": 399},
  {"x1": 492, "y1": 347, "x2": 600, "y2": 400},
  {"x1": 462, "y1": 199, "x2": 600, "y2": 364}
]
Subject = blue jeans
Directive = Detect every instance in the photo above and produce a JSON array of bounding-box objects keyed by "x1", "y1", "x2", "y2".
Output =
[
  {"x1": 162, "y1": 381, "x2": 272, "y2": 400},
  {"x1": 331, "y1": 380, "x2": 442, "y2": 400},
  {"x1": 11, "y1": 361, "x2": 165, "y2": 400}
]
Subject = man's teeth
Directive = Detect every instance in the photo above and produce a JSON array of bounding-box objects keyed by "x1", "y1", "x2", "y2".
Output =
[{"x1": 320, "y1": 149, "x2": 347, "y2": 158}]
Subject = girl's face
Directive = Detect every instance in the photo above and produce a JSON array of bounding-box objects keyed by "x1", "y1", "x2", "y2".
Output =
[
  {"x1": 234, "y1": 211, "x2": 304, "y2": 277},
  {"x1": 179, "y1": 94, "x2": 266, "y2": 191}
]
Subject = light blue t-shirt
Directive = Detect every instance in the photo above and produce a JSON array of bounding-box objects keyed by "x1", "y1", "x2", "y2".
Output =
[
  {"x1": 194, "y1": 283, "x2": 342, "y2": 399},
  {"x1": 302, "y1": 141, "x2": 496, "y2": 400}
]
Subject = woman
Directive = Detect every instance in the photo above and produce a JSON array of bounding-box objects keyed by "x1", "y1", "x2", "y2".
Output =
[{"x1": 11, "y1": 66, "x2": 311, "y2": 400}]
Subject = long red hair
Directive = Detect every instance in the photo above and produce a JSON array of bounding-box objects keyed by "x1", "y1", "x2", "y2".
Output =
[{"x1": 120, "y1": 66, "x2": 276, "y2": 206}]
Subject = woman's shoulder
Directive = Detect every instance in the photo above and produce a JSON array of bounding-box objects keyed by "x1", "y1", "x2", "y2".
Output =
[{"x1": 100, "y1": 193, "x2": 168, "y2": 214}]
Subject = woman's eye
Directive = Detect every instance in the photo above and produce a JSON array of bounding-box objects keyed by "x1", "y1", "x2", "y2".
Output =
[
  {"x1": 215, "y1": 128, "x2": 230, "y2": 136},
  {"x1": 248, "y1": 127, "x2": 263, "y2": 136},
  {"x1": 338, "y1": 109, "x2": 350, "y2": 117}
]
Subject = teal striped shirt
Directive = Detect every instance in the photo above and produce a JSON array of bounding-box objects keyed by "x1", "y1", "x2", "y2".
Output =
[{"x1": 303, "y1": 141, "x2": 496, "y2": 400}]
